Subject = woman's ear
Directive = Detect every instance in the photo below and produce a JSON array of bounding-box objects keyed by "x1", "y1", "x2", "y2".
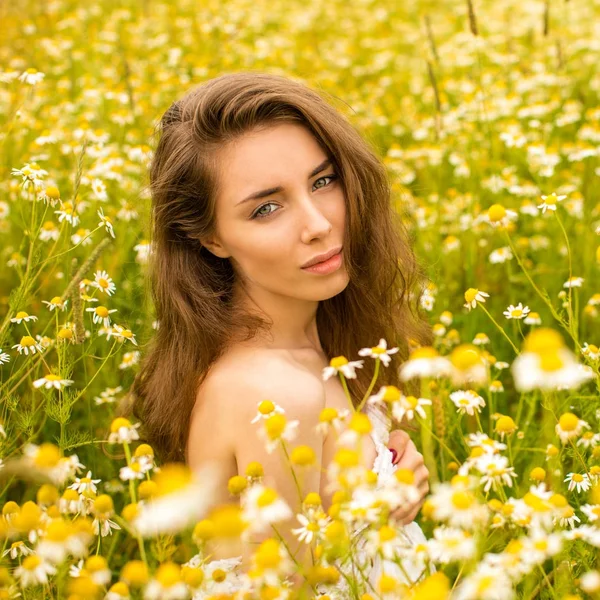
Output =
[{"x1": 199, "y1": 235, "x2": 229, "y2": 259}]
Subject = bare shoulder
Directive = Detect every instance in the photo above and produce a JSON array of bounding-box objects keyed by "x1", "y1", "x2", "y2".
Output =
[
  {"x1": 199, "y1": 347, "x2": 326, "y2": 423},
  {"x1": 187, "y1": 347, "x2": 326, "y2": 464}
]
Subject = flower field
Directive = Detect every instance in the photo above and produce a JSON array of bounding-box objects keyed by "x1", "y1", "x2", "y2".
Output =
[{"x1": 1, "y1": 0, "x2": 600, "y2": 598}]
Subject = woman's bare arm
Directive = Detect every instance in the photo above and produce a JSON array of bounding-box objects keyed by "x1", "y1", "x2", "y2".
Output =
[{"x1": 188, "y1": 355, "x2": 326, "y2": 590}]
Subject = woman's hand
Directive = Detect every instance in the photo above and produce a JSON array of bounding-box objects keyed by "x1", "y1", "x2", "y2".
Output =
[{"x1": 386, "y1": 429, "x2": 430, "y2": 525}]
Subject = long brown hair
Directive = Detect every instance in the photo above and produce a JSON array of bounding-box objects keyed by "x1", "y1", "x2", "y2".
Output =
[{"x1": 125, "y1": 71, "x2": 433, "y2": 464}]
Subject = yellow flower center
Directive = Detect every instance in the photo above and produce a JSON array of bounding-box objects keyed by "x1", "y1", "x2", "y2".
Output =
[
  {"x1": 487, "y1": 204, "x2": 506, "y2": 222},
  {"x1": 110, "y1": 417, "x2": 132, "y2": 433},
  {"x1": 35, "y1": 443, "x2": 61, "y2": 468},
  {"x1": 349, "y1": 413, "x2": 372, "y2": 435},
  {"x1": 464, "y1": 288, "x2": 479, "y2": 303},
  {"x1": 265, "y1": 414, "x2": 286, "y2": 440},
  {"x1": 334, "y1": 448, "x2": 359, "y2": 468},
  {"x1": 541, "y1": 193, "x2": 558, "y2": 206},
  {"x1": 22, "y1": 556, "x2": 42, "y2": 571},
  {"x1": 558, "y1": 413, "x2": 580, "y2": 432},
  {"x1": 539, "y1": 351, "x2": 563, "y2": 372},
  {"x1": 523, "y1": 328, "x2": 564, "y2": 354},
  {"x1": 409, "y1": 346, "x2": 438, "y2": 360},
  {"x1": 155, "y1": 562, "x2": 181, "y2": 587},
  {"x1": 258, "y1": 400, "x2": 275, "y2": 415},
  {"x1": 330, "y1": 356, "x2": 349, "y2": 368},
  {"x1": 95, "y1": 306, "x2": 109, "y2": 317},
  {"x1": 405, "y1": 395, "x2": 419, "y2": 409},
  {"x1": 450, "y1": 344, "x2": 482, "y2": 370},
  {"x1": 153, "y1": 464, "x2": 192, "y2": 496},
  {"x1": 46, "y1": 519, "x2": 71, "y2": 542},
  {"x1": 395, "y1": 469, "x2": 415, "y2": 485},
  {"x1": 495, "y1": 416, "x2": 517, "y2": 433},
  {"x1": 319, "y1": 407, "x2": 338, "y2": 422},
  {"x1": 382, "y1": 386, "x2": 401, "y2": 402},
  {"x1": 257, "y1": 488, "x2": 278, "y2": 507},
  {"x1": 451, "y1": 491, "x2": 474, "y2": 510}
]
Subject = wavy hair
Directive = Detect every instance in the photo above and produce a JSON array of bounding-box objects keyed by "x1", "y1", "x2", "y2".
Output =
[{"x1": 125, "y1": 71, "x2": 433, "y2": 463}]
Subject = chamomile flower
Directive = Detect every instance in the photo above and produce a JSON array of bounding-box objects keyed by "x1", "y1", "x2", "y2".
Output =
[
  {"x1": 92, "y1": 386, "x2": 123, "y2": 407},
  {"x1": 11, "y1": 163, "x2": 48, "y2": 188},
  {"x1": 466, "y1": 432, "x2": 507, "y2": 454},
  {"x1": 563, "y1": 276, "x2": 584, "y2": 288},
  {"x1": 453, "y1": 563, "x2": 514, "y2": 600},
  {"x1": 426, "y1": 481, "x2": 489, "y2": 530},
  {"x1": 485, "y1": 203, "x2": 519, "y2": 229},
  {"x1": 315, "y1": 406, "x2": 351, "y2": 436},
  {"x1": 398, "y1": 346, "x2": 453, "y2": 380},
  {"x1": 18, "y1": 68, "x2": 45, "y2": 85},
  {"x1": 54, "y1": 201, "x2": 80, "y2": 226},
  {"x1": 250, "y1": 400, "x2": 286, "y2": 424},
  {"x1": 107, "y1": 324, "x2": 138, "y2": 346},
  {"x1": 0, "y1": 349, "x2": 10, "y2": 364},
  {"x1": 291, "y1": 510, "x2": 330, "y2": 545},
  {"x1": 12, "y1": 335, "x2": 44, "y2": 355},
  {"x1": 10, "y1": 311, "x2": 38, "y2": 324},
  {"x1": 564, "y1": 472, "x2": 592, "y2": 493},
  {"x1": 322, "y1": 356, "x2": 364, "y2": 380},
  {"x1": 108, "y1": 418, "x2": 141, "y2": 444},
  {"x1": 120, "y1": 460, "x2": 146, "y2": 481},
  {"x1": 42, "y1": 297, "x2": 68, "y2": 311},
  {"x1": 256, "y1": 412, "x2": 300, "y2": 454},
  {"x1": 450, "y1": 390, "x2": 486, "y2": 416},
  {"x1": 69, "y1": 471, "x2": 101, "y2": 495},
  {"x1": 85, "y1": 305, "x2": 118, "y2": 327},
  {"x1": 474, "y1": 454, "x2": 517, "y2": 493},
  {"x1": 133, "y1": 462, "x2": 222, "y2": 537},
  {"x1": 91, "y1": 270, "x2": 116, "y2": 296},
  {"x1": 449, "y1": 344, "x2": 490, "y2": 387},
  {"x1": 472, "y1": 333, "x2": 490, "y2": 345},
  {"x1": 97, "y1": 207, "x2": 115, "y2": 238},
  {"x1": 537, "y1": 192, "x2": 566, "y2": 213},
  {"x1": 357, "y1": 338, "x2": 399, "y2": 367},
  {"x1": 390, "y1": 393, "x2": 432, "y2": 422},
  {"x1": 581, "y1": 503, "x2": 600, "y2": 522},
  {"x1": 524, "y1": 312, "x2": 541, "y2": 325},
  {"x1": 463, "y1": 288, "x2": 490, "y2": 311},
  {"x1": 2, "y1": 540, "x2": 33, "y2": 560},
  {"x1": 577, "y1": 431, "x2": 600, "y2": 449},
  {"x1": 32, "y1": 374, "x2": 74, "y2": 390},
  {"x1": 241, "y1": 484, "x2": 293, "y2": 536},
  {"x1": 14, "y1": 555, "x2": 57, "y2": 587},
  {"x1": 503, "y1": 303, "x2": 530, "y2": 319},
  {"x1": 92, "y1": 495, "x2": 121, "y2": 537},
  {"x1": 143, "y1": 562, "x2": 188, "y2": 600},
  {"x1": 427, "y1": 527, "x2": 476, "y2": 564},
  {"x1": 512, "y1": 328, "x2": 596, "y2": 392},
  {"x1": 555, "y1": 412, "x2": 590, "y2": 444},
  {"x1": 582, "y1": 342, "x2": 600, "y2": 361},
  {"x1": 22, "y1": 443, "x2": 70, "y2": 485}
]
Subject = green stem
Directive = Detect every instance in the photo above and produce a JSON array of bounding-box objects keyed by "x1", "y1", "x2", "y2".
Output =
[{"x1": 478, "y1": 304, "x2": 520, "y2": 356}]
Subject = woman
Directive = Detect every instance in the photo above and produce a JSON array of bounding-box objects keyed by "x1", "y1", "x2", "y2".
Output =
[{"x1": 129, "y1": 71, "x2": 434, "y2": 593}]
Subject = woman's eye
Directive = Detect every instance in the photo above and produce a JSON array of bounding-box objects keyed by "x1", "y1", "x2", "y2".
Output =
[{"x1": 250, "y1": 173, "x2": 339, "y2": 220}]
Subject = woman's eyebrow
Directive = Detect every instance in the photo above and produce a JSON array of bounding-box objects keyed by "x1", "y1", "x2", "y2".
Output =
[{"x1": 235, "y1": 157, "x2": 333, "y2": 207}]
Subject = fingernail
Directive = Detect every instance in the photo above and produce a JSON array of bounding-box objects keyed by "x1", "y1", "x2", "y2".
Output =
[{"x1": 388, "y1": 448, "x2": 398, "y2": 463}]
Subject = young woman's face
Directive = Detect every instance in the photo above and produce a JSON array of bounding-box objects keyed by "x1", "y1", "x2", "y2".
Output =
[{"x1": 206, "y1": 122, "x2": 349, "y2": 301}]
